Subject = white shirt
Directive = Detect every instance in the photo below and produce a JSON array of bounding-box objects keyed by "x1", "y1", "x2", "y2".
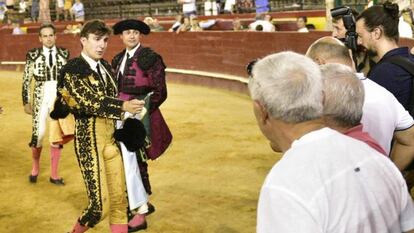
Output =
[
  {"x1": 224, "y1": 0, "x2": 235, "y2": 12},
  {"x1": 257, "y1": 128, "x2": 414, "y2": 233},
  {"x1": 56, "y1": 0, "x2": 64, "y2": 8},
  {"x1": 298, "y1": 27, "x2": 309, "y2": 32},
  {"x1": 399, "y1": 16, "x2": 413, "y2": 38},
  {"x1": 248, "y1": 20, "x2": 275, "y2": 32},
  {"x1": 181, "y1": 0, "x2": 196, "y2": 13},
  {"x1": 43, "y1": 46, "x2": 56, "y2": 67},
  {"x1": 71, "y1": 2, "x2": 84, "y2": 17},
  {"x1": 358, "y1": 73, "x2": 414, "y2": 154},
  {"x1": 119, "y1": 43, "x2": 140, "y2": 75},
  {"x1": 81, "y1": 52, "x2": 107, "y2": 81}
]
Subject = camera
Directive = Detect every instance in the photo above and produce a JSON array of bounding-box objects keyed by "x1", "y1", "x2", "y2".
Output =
[{"x1": 330, "y1": 6, "x2": 358, "y2": 52}]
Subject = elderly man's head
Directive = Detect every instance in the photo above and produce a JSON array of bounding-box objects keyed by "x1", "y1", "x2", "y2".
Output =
[
  {"x1": 306, "y1": 36, "x2": 354, "y2": 68},
  {"x1": 320, "y1": 63, "x2": 364, "y2": 129},
  {"x1": 249, "y1": 51, "x2": 323, "y2": 124},
  {"x1": 248, "y1": 52, "x2": 324, "y2": 152}
]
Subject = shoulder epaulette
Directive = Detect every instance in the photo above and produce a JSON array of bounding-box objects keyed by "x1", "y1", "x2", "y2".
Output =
[
  {"x1": 136, "y1": 47, "x2": 161, "y2": 71},
  {"x1": 61, "y1": 57, "x2": 93, "y2": 78},
  {"x1": 26, "y1": 48, "x2": 42, "y2": 61},
  {"x1": 57, "y1": 47, "x2": 70, "y2": 59}
]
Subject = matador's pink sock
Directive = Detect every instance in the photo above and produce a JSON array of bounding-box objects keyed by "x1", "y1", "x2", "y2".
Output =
[
  {"x1": 50, "y1": 146, "x2": 62, "y2": 179},
  {"x1": 110, "y1": 224, "x2": 128, "y2": 233},
  {"x1": 31, "y1": 147, "x2": 42, "y2": 176}
]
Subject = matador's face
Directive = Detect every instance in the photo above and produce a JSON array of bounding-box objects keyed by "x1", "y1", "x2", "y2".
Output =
[
  {"x1": 39, "y1": 27, "x2": 56, "y2": 49},
  {"x1": 80, "y1": 33, "x2": 109, "y2": 61},
  {"x1": 120, "y1": 29, "x2": 140, "y2": 51}
]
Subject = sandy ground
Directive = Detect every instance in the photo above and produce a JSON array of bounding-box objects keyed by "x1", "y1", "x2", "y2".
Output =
[{"x1": 0, "y1": 71, "x2": 280, "y2": 233}]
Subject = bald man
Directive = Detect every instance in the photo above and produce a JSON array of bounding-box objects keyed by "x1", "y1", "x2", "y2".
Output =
[{"x1": 306, "y1": 36, "x2": 414, "y2": 179}]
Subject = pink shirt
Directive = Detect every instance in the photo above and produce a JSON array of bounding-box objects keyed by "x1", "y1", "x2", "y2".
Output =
[{"x1": 344, "y1": 124, "x2": 387, "y2": 155}]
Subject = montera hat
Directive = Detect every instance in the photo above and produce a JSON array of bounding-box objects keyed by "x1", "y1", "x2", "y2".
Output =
[{"x1": 113, "y1": 19, "x2": 150, "y2": 35}]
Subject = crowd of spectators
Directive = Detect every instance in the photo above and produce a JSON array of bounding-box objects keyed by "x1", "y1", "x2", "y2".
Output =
[{"x1": 0, "y1": 0, "x2": 84, "y2": 24}]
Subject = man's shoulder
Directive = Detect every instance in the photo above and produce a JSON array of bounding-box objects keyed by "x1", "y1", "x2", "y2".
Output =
[
  {"x1": 112, "y1": 49, "x2": 126, "y2": 67},
  {"x1": 56, "y1": 47, "x2": 70, "y2": 59},
  {"x1": 135, "y1": 46, "x2": 164, "y2": 71},
  {"x1": 61, "y1": 57, "x2": 91, "y2": 77},
  {"x1": 26, "y1": 48, "x2": 42, "y2": 61}
]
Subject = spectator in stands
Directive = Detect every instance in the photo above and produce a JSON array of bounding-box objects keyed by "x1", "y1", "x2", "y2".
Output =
[
  {"x1": 232, "y1": 18, "x2": 245, "y2": 31},
  {"x1": 39, "y1": 0, "x2": 51, "y2": 23},
  {"x1": 151, "y1": 18, "x2": 164, "y2": 32},
  {"x1": 31, "y1": 0, "x2": 39, "y2": 22},
  {"x1": 177, "y1": 0, "x2": 196, "y2": 17},
  {"x1": 5, "y1": 0, "x2": 14, "y2": 10},
  {"x1": 296, "y1": 16, "x2": 309, "y2": 32},
  {"x1": 255, "y1": 24, "x2": 263, "y2": 31},
  {"x1": 248, "y1": 51, "x2": 414, "y2": 233},
  {"x1": 224, "y1": 0, "x2": 236, "y2": 13},
  {"x1": 177, "y1": 16, "x2": 191, "y2": 33},
  {"x1": 168, "y1": 14, "x2": 183, "y2": 32},
  {"x1": 63, "y1": 0, "x2": 72, "y2": 20},
  {"x1": 18, "y1": 0, "x2": 27, "y2": 13},
  {"x1": 0, "y1": 1, "x2": 8, "y2": 23},
  {"x1": 248, "y1": 13, "x2": 275, "y2": 32},
  {"x1": 11, "y1": 21, "x2": 25, "y2": 34},
  {"x1": 143, "y1": 17, "x2": 164, "y2": 32},
  {"x1": 190, "y1": 15, "x2": 202, "y2": 31},
  {"x1": 55, "y1": 0, "x2": 64, "y2": 21},
  {"x1": 63, "y1": 22, "x2": 82, "y2": 34},
  {"x1": 237, "y1": 0, "x2": 254, "y2": 13},
  {"x1": 71, "y1": 0, "x2": 84, "y2": 22},
  {"x1": 112, "y1": 19, "x2": 172, "y2": 232},
  {"x1": 356, "y1": 2, "x2": 414, "y2": 111},
  {"x1": 399, "y1": 13, "x2": 413, "y2": 38}
]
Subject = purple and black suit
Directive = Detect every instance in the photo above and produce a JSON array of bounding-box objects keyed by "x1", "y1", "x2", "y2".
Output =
[{"x1": 112, "y1": 45, "x2": 172, "y2": 194}]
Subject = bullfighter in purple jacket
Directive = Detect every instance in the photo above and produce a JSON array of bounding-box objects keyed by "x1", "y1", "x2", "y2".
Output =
[{"x1": 112, "y1": 19, "x2": 172, "y2": 232}]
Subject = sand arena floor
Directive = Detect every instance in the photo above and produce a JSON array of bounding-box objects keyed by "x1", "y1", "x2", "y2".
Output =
[{"x1": 0, "y1": 71, "x2": 280, "y2": 233}]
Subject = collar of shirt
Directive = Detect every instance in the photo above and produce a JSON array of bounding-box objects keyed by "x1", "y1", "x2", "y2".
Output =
[
  {"x1": 125, "y1": 43, "x2": 140, "y2": 59},
  {"x1": 81, "y1": 52, "x2": 100, "y2": 72},
  {"x1": 355, "y1": 72, "x2": 366, "y2": 80},
  {"x1": 43, "y1": 46, "x2": 56, "y2": 55},
  {"x1": 381, "y1": 47, "x2": 410, "y2": 61}
]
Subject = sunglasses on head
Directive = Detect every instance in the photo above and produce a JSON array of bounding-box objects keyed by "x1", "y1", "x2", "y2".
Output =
[{"x1": 246, "y1": 59, "x2": 259, "y2": 77}]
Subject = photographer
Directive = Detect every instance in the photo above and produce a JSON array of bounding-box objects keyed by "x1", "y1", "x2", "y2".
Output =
[
  {"x1": 331, "y1": 6, "x2": 372, "y2": 76},
  {"x1": 356, "y1": 2, "x2": 414, "y2": 112}
]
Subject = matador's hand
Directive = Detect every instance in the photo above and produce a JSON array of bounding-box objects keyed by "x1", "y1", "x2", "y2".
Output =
[
  {"x1": 122, "y1": 99, "x2": 145, "y2": 114},
  {"x1": 24, "y1": 103, "x2": 32, "y2": 115}
]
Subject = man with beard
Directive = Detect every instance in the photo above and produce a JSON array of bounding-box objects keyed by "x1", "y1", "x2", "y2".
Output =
[
  {"x1": 331, "y1": 7, "x2": 372, "y2": 75},
  {"x1": 356, "y1": 1, "x2": 414, "y2": 111}
]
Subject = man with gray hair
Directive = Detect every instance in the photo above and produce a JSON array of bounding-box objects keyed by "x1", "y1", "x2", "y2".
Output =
[
  {"x1": 320, "y1": 63, "x2": 385, "y2": 154},
  {"x1": 249, "y1": 51, "x2": 414, "y2": 233},
  {"x1": 306, "y1": 36, "x2": 414, "y2": 171}
]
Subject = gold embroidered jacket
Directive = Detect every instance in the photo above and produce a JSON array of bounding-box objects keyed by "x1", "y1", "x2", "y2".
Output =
[{"x1": 58, "y1": 56, "x2": 124, "y2": 120}]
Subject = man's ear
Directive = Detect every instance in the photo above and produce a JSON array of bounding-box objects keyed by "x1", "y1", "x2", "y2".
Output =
[
  {"x1": 80, "y1": 37, "x2": 86, "y2": 46},
  {"x1": 254, "y1": 100, "x2": 269, "y2": 124},
  {"x1": 372, "y1": 27, "x2": 382, "y2": 40}
]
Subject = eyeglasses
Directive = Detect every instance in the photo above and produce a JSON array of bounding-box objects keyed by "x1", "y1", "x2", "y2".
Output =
[{"x1": 246, "y1": 59, "x2": 258, "y2": 77}]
